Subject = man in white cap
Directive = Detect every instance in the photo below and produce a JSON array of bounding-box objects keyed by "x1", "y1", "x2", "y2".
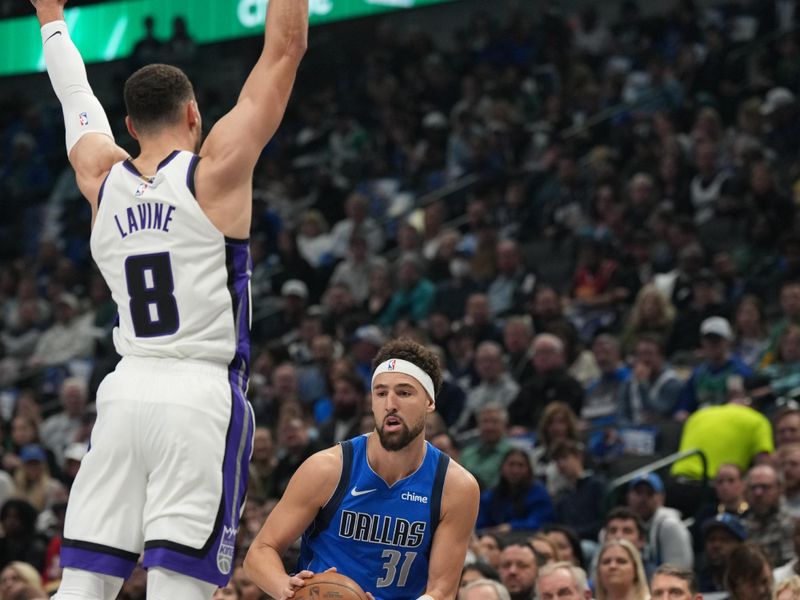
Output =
[
  {"x1": 245, "y1": 338, "x2": 479, "y2": 600},
  {"x1": 674, "y1": 316, "x2": 752, "y2": 419}
]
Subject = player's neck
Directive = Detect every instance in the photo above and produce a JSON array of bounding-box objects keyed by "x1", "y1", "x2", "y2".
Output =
[
  {"x1": 366, "y1": 432, "x2": 427, "y2": 486},
  {"x1": 133, "y1": 132, "x2": 196, "y2": 175}
]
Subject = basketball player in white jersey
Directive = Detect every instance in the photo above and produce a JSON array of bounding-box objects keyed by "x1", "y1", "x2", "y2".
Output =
[{"x1": 30, "y1": 0, "x2": 307, "y2": 598}]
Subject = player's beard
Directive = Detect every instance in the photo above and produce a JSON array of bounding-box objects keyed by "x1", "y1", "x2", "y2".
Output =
[{"x1": 376, "y1": 413, "x2": 425, "y2": 452}]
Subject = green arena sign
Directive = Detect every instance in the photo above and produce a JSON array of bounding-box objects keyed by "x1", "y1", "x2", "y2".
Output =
[{"x1": 1, "y1": 0, "x2": 454, "y2": 78}]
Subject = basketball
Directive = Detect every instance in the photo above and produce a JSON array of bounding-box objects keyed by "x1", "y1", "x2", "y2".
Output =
[{"x1": 294, "y1": 572, "x2": 369, "y2": 600}]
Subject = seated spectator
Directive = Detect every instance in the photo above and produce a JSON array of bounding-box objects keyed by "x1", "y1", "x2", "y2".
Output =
[
  {"x1": 626, "y1": 473, "x2": 694, "y2": 568},
  {"x1": 0, "y1": 500, "x2": 47, "y2": 571},
  {"x1": 620, "y1": 284, "x2": 676, "y2": 356},
  {"x1": 568, "y1": 237, "x2": 630, "y2": 342},
  {"x1": 581, "y1": 334, "x2": 630, "y2": 424},
  {"x1": 475, "y1": 448, "x2": 554, "y2": 534},
  {"x1": 363, "y1": 262, "x2": 393, "y2": 323},
  {"x1": 775, "y1": 576, "x2": 800, "y2": 600},
  {"x1": 757, "y1": 324, "x2": 800, "y2": 400},
  {"x1": 497, "y1": 541, "x2": 539, "y2": 600},
  {"x1": 671, "y1": 393, "x2": 773, "y2": 481},
  {"x1": 463, "y1": 293, "x2": 504, "y2": 345},
  {"x1": 650, "y1": 565, "x2": 701, "y2": 600},
  {"x1": 542, "y1": 525, "x2": 586, "y2": 570},
  {"x1": 733, "y1": 295, "x2": 770, "y2": 369},
  {"x1": 668, "y1": 269, "x2": 729, "y2": 357},
  {"x1": 775, "y1": 409, "x2": 800, "y2": 449},
  {"x1": 296, "y1": 209, "x2": 334, "y2": 268},
  {"x1": 432, "y1": 249, "x2": 482, "y2": 321},
  {"x1": 691, "y1": 464, "x2": 749, "y2": 549},
  {"x1": 595, "y1": 507, "x2": 654, "y2": 579},
  {"x1": 508, "y1": 335, "x2": 584, "y2": 431},
  {"x1": 724, "y1": 543, "x2": 773, "y2": 600},
  {"x1": 328, "y1": 192, "x2": 384, "y2": 260},
  {"x1": 460, "y1": 562, "x2": 501, "y2": 588},
  {"x1": 696, "y1": 513, "x2": 747, "y2": 594},
  {"x1": 329, "y1": 230, "x2": 387, "y2": 304},
  {"x1": 618, "y1": 334, "x2": 683, "y2": 424},
  {"x1": 675, "y1": 317, "x2": 752, "y2": 418},
  {"x1": 378, "y1": 253, "x2": 435, "y2": 328},
  {"x1": 743, "y1": 464, "x2": 795, "y2": 569},
  {"x1": 460, "y1": 578, "x2": 509, "y2": 600},
  {"x1": 40, "y1": 377, "x2": 90, "y2": 467},
  {"x1": 11, "y1": 445, "x2": 65, "y2": 513},
  {"x1": 486, "y1": 239, "x2": 536, "y2": 318},
  {"x1": 316, "y1": 372, "x2": 365, "y2": 446},
  {"x1": 773, "y1": 518, "x2": 800, "y2": 584},
  {"x1": 531, "y1": 402, "x2": 582, "y2": 499},
  {"x1": 27, "y1": 293, "x2": 94, "y2": 370},
  {"x1": 762, "y1": 281, "x2": 800, "y2": 368},
  {"x1": 0, "y1": 561, "x2": 46, "y2": 599},
  {"x1": 530, "y1": 534, "x2": 560, "y2": 565},
  {"x1": 453, "y1": 341, "x2": 520, "y2": 432},
  {"x1": 474, "y1": 534, "x2": 503, "y2": 572},
  {"x1": 427, "y1": 345, "x2": 465, "y2": 429},
  {"x1": 459, "y1": 403, "x2": 515, "y2": 490},
  {"x1": 536, "y1": 561, "x2": 591, "y2": 600},
  {"x1": 594, "y1": 539, "x2": 650, "y2": 600},
  {"x1": 551, "y1": 439, "x2": 607, "y2": 541},
  {"x1": 503, "y1": 316, "x2": 535, "y2": 384},
  {"x1": 780, "y1": 443, "x2": 800, "y2": 518}
]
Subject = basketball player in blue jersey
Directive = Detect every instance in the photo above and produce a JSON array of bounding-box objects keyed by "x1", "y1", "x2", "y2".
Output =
[
  {"x1": 30, "y1": 0, "x2": 307, "y2": 597},
  {"x1": 244, "y1": 339, "x2": 480, "y2": 600}
]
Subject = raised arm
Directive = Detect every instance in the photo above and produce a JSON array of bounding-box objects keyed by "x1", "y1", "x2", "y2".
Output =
[
  {"x1": 244, "y1": 448, "x2": 341, "y2": 600},
  {"x1": 424, "y1": 463, "x2": 480, "y2": 600},
  {"x1": 198, "y1": 0, "x2": 308, "y2": 187},
  {"x1": 32, "y1": 0, "x2": 129, "y2": 206}
]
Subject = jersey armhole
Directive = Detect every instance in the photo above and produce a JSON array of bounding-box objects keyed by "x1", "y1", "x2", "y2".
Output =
[
  {"x1": 429, "y1": 452, "x2": 450, "y2": 538},
  {"x1": 186, "y1": 154, "x2": 201, "y2": 198},
  {"x1": 309, "y1": 440, "x2": 354, "y2": 538}
]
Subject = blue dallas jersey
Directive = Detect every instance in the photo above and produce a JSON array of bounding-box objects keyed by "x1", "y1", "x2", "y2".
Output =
[{"x1": 298, "y1": 434, "x2": 450, "y2": 600}]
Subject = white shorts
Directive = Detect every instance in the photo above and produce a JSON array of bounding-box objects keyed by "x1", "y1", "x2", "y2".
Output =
[{"x1": 60, "y1": 355, "x2": 253, "y2": 586}]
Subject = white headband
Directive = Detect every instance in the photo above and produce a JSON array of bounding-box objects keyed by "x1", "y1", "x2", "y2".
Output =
[{"x1": 371, "y1": 358, "x2": 435, "y2": 404}]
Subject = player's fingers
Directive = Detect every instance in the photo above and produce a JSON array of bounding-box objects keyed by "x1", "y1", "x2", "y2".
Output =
[
  {"x1": 295, "y1": 570, "x2": 315, "y2": 580},
  {"x1": 323, "y1": 567, "x2": 338, "y2": 573},
  {"x1": 366, "y1": 593, "x2": 376, "y2": 600}
]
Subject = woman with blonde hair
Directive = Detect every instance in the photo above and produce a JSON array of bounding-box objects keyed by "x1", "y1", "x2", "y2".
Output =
[
  {"x1": 621, "y1": 284, "x2": 675, "y2": 355},
  {"x1": 776, "y1": 575, "x2": 800, "y2": 600},
  {"x1": 594, "y1": 539, "x2": 650, "y2": 600},
  {"x1": 0, "y1": 561, "x2": 45, "y2": 598},
  {"x1": 529, "y1": 533, "x2": 560, "y2": 565}
]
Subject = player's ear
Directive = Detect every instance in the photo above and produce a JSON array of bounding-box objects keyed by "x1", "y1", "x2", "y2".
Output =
[
  {"x1": 187, "y1": 99, "x2": 200, "y2": 130},
  {"x1": 125, "y1": 116, "x2": 139, "y2": 140}
]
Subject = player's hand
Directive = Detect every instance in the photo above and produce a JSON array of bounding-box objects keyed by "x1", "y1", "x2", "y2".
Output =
[
  {"x1": 280, "y1": 568, "x2": 338, "y2": 600},
  {"x1": 280, "y1": 570, "x2": 315, "y2": 600}
]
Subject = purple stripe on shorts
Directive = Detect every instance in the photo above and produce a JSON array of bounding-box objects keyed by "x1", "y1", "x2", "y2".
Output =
[{"x1": 61, "y1": 545, "x2": 137, "y2": 579}]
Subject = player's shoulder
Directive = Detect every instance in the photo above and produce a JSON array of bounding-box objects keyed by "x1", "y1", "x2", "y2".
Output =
[
  {"x1": 297, "y1": 445, "x2": 344, "y2": 482},
  {"x1": 443, "y1": 457, "x2": 479, "y2": 498}
]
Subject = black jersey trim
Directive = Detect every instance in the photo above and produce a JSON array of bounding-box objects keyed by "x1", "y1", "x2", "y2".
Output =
[
  {"x1": 310, "y1": 439, "x2": 354, "y2": 538},
  {"x1": 429, "y1": 452, "x2": 450, "y2": 538}
]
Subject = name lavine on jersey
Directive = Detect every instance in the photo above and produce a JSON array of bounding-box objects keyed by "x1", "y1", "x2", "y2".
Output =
[
  {"x1": 115, "y1": 202, "x2": 176, "y2": 239},
  {"x1": 339, "y1": 510, "x2": 425, "y2": 548}
]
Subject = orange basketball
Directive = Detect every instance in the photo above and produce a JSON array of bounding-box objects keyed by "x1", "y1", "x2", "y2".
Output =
[{"x1": 293, "y1": 571, "x2": 369, "y2": 600}]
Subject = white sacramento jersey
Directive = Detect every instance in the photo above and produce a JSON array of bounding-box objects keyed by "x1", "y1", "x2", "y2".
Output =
[{"x1": 90, "y1": 150, "x2": 251, "y2": 370}]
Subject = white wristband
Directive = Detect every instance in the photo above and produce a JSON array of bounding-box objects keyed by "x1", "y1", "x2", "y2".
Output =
[
  {"x1": 41, "y1": 20, "x2": 113, "y2": 154},
  {"x1": 417, "y1": 595, "x2": 435, "y2": 600}
]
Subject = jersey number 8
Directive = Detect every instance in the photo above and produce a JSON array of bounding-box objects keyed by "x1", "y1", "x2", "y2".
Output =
[{"x1": 124, "y1": 252, "x2": 180, "y2": 337}]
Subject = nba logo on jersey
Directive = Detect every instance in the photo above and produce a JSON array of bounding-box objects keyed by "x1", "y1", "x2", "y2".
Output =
[
  {"x1": 134, "y1": 182, "x2": 148, "y2": 197},
  {"x1": 79, "y1": 112, "x2": 89, "y2": 126},
  {"x1": 387, "y1": 359, "x2": 396, "y2": 370}
]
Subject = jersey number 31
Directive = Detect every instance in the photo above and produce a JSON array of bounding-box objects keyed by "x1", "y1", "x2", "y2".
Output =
[{"x1": 124, "y1": 252, "x2": 180, "y2": 337}]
